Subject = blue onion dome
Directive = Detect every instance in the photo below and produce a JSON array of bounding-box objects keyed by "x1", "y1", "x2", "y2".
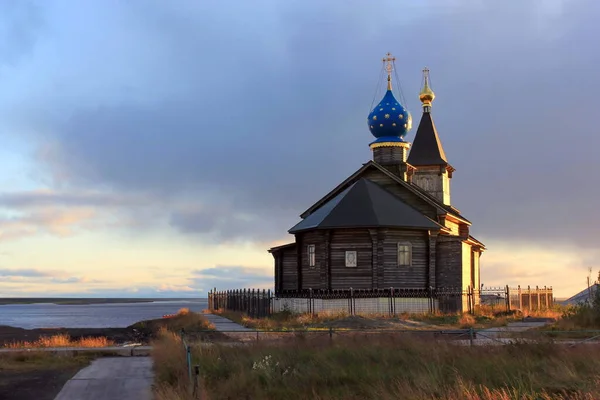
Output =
[{"x1": 368, "y1": 89, "x2": 412, "y2": 144}]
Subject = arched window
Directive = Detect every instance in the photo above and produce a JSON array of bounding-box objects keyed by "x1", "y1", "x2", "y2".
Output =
[{"x1": 397, "y1": 242, "x2": 412, "y2": 266}]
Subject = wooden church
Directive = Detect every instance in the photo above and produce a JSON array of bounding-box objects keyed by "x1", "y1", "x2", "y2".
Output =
[{"x1": 269, "y1": 53, "x2": 485, "y2": 296}]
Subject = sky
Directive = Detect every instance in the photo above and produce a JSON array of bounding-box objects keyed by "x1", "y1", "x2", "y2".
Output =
[{"x1": 0, "y1": 0, "x2": 598, "y2": 299}]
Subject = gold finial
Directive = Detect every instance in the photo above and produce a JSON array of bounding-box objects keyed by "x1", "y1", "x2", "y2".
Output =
[
  {"x1": 383, "y1": 52, "x2": 395, "y2": 91},
  {"x1": 419, "y1": 67, "x2": 435, "y2": 108}
]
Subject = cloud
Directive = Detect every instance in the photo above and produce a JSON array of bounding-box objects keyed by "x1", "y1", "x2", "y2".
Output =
[
  {"x1": 0, "y1": 1, "x2": 44, "y2": 67},
  {"x1": 193, "y1": 266, "x2": 273, "y2": 291},
  {"x1": 0, "y1": 207, "x2": 97, "y2": 240},
  {"x1": 1, "y1": 0, "x2": 599, "y2": 254},
  {"x1": 0, "y1": 189, "x2": 157, "y2": 240},
  {"x1": 0, "y1": 268, "x2": 57, "y2": 278},
  {"x1": 157, "y1": 284, "x2": 196, "y2": 293},
  {"x1": 0, "y1": 268, "x2": 103, "y2": 286},
  {"x1": 0, "y1": 189, "x2": 145, "y2": 209},
  {"x1": 480, "y1": 239, "x2": 600, "y2": 298}
]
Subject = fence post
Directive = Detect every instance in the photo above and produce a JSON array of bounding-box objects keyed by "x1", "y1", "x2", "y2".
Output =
[
  {"x1": 528, "y1": 285, "x2": 532, "y2": 311},
  {"x1": 505, "y1": 285, "x2": 511, "y2": 313},
  {"x1": 429, "y1": 286, "x2": 434, "y2": 313},
  {"x1": 350, "y1": 288, "x2": 354, "y2": 316},
  {"x1": 518, "y1": 285, "x2": 522, "y2": 310},
  {"x1": 467, "y1": 286, "x2": 472, "y2": 314},
  {"x1": 267, "y1": 289, "x2": 272, "y2": 316},
  {"x1": 186, "y1": 345, "x2": 192, "y2": 383},
  {"x1": 193, "y1": 365, "x2": 202, "y2": 400},
  {"x1": 536, "y1": 286, "x2": 540, "y2": 310},
  {"x1": 469, "y1": 327, "x2": 474, "y2": 347}
]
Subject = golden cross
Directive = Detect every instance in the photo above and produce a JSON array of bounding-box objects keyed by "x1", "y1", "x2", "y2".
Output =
[
  {"x1": 383, "y1": 52, "x2": 395, "y2": 75},
  {"x1": 422, "y1": 66, "x2": 430, "y2": 84},
  {"x1": 383, "y1": 52, "x2": 395, "y2": 90}
]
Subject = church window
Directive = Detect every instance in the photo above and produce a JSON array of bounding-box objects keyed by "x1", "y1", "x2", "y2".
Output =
[
  {"x1": 308, "y1": 244, "x2": 316, "y2": 267},
  {"x1": 345, "y1": 251, "x2": 357, "y2": 268},
  {"x1": 397, "y1": 243, "x2": 412, "y2": 266}
]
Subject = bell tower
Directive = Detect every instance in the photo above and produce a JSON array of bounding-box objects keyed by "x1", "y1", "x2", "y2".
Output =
[{"x1": 407, "y1": 68, "x2": 454, "y2": 205}]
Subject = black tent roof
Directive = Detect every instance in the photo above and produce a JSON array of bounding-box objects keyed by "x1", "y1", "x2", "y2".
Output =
[
  {"x1": 407, "y1": 111, "x2": 448, "y2": 166},
  {"x1": 289, "y1": 178, "x2": 442, "y2": 233}
]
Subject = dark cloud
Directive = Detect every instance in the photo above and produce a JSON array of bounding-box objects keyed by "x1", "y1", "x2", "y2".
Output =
[{"x1": 3, "y1": 1, "x2": 600, "y2": 248}]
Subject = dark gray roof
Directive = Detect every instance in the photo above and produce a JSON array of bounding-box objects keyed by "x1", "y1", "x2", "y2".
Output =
[
  {"x1": 407, "y1": 111, "x2": 448, "y2": 166},
  {"x1": 562, "y1": 284, "x2": 598, "y2": 305},
  {"x1": 289, "y1": 178, "x2": 442, "y2": 234}
]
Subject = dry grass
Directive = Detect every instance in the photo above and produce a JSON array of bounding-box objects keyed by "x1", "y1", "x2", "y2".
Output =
[
  {"x1": 162, "y1": 311, "x2": 215, "y2": 333},
  {"x1": 213, "y1": 308, "x2": 519, "y2": 331},
  {"x1": 153, "y1": 331, "x2": 600, "y2": 400},
  {"x1": 3, "y1": 334, "x2": 114, "y2": 349},
  {"x1": 213, "y1": 309, "x2": 357, "y2": 330}
]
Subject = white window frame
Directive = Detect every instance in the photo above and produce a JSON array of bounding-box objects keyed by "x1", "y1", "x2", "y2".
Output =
[
  {"x1": 345, "y1": 251, "x2": 357, "y2": 268},
  {"x1": 397, "y1": 242, "x2": 412, "y2": 267},
  {"x1": 307, "y1": 244, "x2": 316, "y2": 267}
]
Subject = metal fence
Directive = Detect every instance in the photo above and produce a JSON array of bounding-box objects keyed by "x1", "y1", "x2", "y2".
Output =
[
  {"x1": 208, "y1": 288, "x2": 272, "y2": 318},
  {"x1": 208, "y1": 285, "x2": 554, "y2": 317},
  {"x1": 508, "y1": 285, "x2": 554, "y2": 311}
]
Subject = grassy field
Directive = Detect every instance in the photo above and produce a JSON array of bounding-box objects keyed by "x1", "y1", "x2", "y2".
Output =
[{"x1": 152, "y1": 329, "x2": 600, "y2": 400}]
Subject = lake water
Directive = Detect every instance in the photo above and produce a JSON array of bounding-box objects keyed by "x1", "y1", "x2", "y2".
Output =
[{"x1": 0, "y1": 299, "x2": 209, "y2": 329}]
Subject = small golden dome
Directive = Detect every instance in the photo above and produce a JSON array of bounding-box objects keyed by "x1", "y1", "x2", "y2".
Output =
[
  {"x1": 419, "y1": 84, "x2": 435, "y2": 105},
  {"x1": 419, "y1": 67, "x2": 435, "y2": 107}
]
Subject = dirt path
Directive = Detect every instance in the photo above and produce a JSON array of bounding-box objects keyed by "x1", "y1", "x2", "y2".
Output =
[{"x1": 53, "y1": 357, "x2": 153, "y2": 400}]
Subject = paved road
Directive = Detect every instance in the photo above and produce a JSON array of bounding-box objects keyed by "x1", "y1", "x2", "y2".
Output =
[
  {"x1": 54, "y1": 357, "x2": 153, "y2": 400},
  {"x1": 202, "y1": 313, "x2": 252, "y2": 331}
]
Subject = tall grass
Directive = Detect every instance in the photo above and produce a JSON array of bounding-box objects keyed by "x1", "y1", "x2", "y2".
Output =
[
  {"x1": 153, "y1": 331, "x2": 600, "y2": 399},
  {"x1": 160, "y1": 310, "x2": 215, "y2": 332},
  {"x1": 4, "y1": 334, "x2": 114, "y2": 349}
]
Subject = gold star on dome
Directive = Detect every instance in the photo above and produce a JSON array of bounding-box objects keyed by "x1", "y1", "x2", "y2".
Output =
[
  {"x1": 392, "y1": 123, "x2": 396, "y2": 127},
  {"x1": 384, "y1": 114, "x2": 390, "y2": 119},
  {"x1": 379, "y1": 108, "x2": 383, "y2": 111},
  {"x1": 370, "y1": 125, "x2": 374, "y2": 129},
  {"x1": 399, "y1": 115, "x2": 403, "y2": 119},
  {"x1": 379, "y1": 124, "x2": 383, "y2": 127},
  {"x1": 373, "y1": 115, "x2": 377, "y2": 121},
  {"x1": 392, "y1": 108, "x2": 396, "y2": 111}
]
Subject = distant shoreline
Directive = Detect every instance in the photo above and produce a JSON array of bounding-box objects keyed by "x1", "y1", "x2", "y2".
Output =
[{"x1": 0, "y1": 298, "x2": 206, "y2": 306}]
